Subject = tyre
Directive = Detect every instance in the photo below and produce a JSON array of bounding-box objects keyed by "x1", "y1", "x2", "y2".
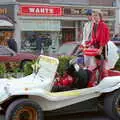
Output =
[
  {"x1": 104, "y1": 89, "x2": 120, "y2": 120},
  {"x1": 5, "y1": 99, "x2": 44, "y2": 120}
]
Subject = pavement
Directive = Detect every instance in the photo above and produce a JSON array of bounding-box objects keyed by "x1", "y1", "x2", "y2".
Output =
[
  {"x1": 45, "y1": 112, "x2": 111, "y2": 120},
  {"x1": 0, "y1": 112, "x2": 111, "y2": 120},
  {"x1": 0, "y1": 115, "x2": 4, "y2": 120}
]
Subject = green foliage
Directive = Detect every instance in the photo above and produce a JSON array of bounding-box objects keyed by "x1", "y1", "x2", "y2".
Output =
[
  {"x1": 22, "y1": 56, "x2": 74, "y2": 76},
  {"x1": 0, "y1": 56, "x2": 119, "y2": 79},
  {"x1": 23, "y1": 61, "x2": 34, "y2": 76},
  {"x1": 0, "y1": 63, "x2": 6, "y2": 77},
  {"x1": 13, "y1": 68, "x2": 21, "y2": 74},
  {"x1": 115, "y1": 58, "x2": 120, "y2": 71},
  {"x1": 57, "y1": 56, "x2": 74, "y2": 76}
]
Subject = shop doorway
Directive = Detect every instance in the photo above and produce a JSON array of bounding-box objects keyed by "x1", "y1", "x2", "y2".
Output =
[{"x1": 62, "y1": 28, "x2": 75, "y2": 43}]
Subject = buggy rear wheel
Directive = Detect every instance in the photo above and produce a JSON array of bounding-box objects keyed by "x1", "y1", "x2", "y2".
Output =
[
  {"x1": 5, "y1": 99, "x2": 43, "y2": 120},
  {"x1": 104, "y1": 89, "x2": 120, "y2": 120}
]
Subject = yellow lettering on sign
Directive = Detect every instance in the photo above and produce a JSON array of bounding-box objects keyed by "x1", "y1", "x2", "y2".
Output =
[{"x1": 0, "y1": 8, "x2": 7, "y2": 14}]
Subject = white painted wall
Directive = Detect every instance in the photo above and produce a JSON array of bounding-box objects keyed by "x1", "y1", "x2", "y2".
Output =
[
  {"x1": 50, "y1": 0, "x2": 89, "y2": 5},
  {"x1": 0, "y1": 0, "x2": 15, "y2": 3},
  {"x1": 115, "y1": 0, "x2": 120, "y2": 33}
]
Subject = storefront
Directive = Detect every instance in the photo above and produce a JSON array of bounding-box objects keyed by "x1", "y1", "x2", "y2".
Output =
[
  {"x1": 16, "y1": 4, "x2": 116, "y2": 54},
  {"x1": 0, "y1": 5, "x2": 15, "y2": 46},
  {"x1": 16, "y1": 4, "x2": 62, "y2": 54},
  {"x1": 63, "y1": 7, "x2": 116, "y2": 40}
]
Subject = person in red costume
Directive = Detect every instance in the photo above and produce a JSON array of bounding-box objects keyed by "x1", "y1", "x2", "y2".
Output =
[
  {"x1": 88, "y1": 9, "x2": 110, "y2": 81},
  {"x1": 52, "y1": 72, "x2": 75, "y2": 92}
]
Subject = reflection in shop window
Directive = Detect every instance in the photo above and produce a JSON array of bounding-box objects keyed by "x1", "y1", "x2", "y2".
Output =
[
  {"x1": 21, "y1": 31, "x2": 52, "y2": 54},
  {"x1": 101, "y1": 9, "x2": 115, "y2": 17}
]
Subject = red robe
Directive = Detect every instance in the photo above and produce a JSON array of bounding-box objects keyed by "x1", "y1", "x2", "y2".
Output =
[
  {"x1": 89, "y1": 20, "x2": 110, "y2": 47},
  {"x1": 88, "y1": 20, "x2": 110, "y2": 79}
]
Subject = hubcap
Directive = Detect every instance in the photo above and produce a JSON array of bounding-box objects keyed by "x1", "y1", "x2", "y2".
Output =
[{"x1": 15, "y1": 106, "x2": 37, "y2": 120}]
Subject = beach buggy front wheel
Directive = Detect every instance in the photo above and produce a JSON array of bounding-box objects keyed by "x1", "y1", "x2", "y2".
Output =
[
  {"x1": 5, "y1": 99, "x2": 43, "y2": 120},
  {"x1": 104, "y1": 89, "x2": 120, "y2": 120}
]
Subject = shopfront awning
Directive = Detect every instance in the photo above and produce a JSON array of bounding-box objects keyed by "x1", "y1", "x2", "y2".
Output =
[
  {"x1": 0, "y1": 15, "x2": 15, "y2": 29},
  {"x1": 0, "y1": 19, "x2": 13, "y2": 27}
]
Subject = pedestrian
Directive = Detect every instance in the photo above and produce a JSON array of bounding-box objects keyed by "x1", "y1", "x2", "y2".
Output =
[
  {"x1": 81, "y1": 9, "x2": 95, "y2": 67},
  {"x1": 82, "y1": 9, "x2": 93, "y2": 45},
  {"x1": 88, "y1": 9, "x2": 110, "y2": 79},
  {"x1": 7, "y1": 36, "x2": 17, "y2": 52},
  {"x1": 36, "y1": 34, "x2": 44, "y2": 54}
]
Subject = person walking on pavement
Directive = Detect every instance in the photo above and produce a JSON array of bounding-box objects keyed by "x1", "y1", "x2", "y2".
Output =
[
  {"x1": 7, "y1": 36, "x2": 17, "y2": 52},
  {"x1": 36, "y1": 34, "x2": 44, "y2": 54}
]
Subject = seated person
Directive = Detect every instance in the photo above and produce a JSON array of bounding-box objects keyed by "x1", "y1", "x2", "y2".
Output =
[
  {"x1": 52, "y1": 72, "x2": 75, "y2": 92},
  {"x1": 52, "y1": 62, "x2": 92, "y2": 92}
]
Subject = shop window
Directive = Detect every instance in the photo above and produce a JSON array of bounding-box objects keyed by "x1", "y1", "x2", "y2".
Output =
[
  {"x1": 101, "y1": 9, "x2": 115, "y2": 17},
  {"x1": 64, "y1": 7, "x2": 115, "y2": 17},
  {"x1": 62, "y1": 29, "x2": 75, "y2": 43},
  {"x1": 61, "y1": 20, "x2": 75, "y2": 43},
  {"x1": 64, "y1": 8, "x2": 71, "y2": 15},
  {"x1": 0, "y1": 31, "x2": 13, "y2": 46},
  {"x1": 21, "y1": 31, "x2": 53, "y2": 54}
]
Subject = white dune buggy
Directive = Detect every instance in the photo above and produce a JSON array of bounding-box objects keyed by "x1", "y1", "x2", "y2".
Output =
[{"x1": 0, "y1": 42, "x2": 120, "y2": 120}]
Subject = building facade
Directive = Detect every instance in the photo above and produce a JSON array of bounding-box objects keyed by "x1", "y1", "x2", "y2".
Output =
[
  {"x1": 0, "y1": 0, "x2": 117, "y2": 54},
  {"x1": 0, "y1": 4, "x2": 15, "y2": 46},
  {"x1": 115, "y1": 0, "x2": 120, "y2": 34}
]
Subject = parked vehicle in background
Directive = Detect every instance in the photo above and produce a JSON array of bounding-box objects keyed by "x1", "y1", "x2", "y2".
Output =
[
  {"x1": 111, "y1": 40, "x2": 120, "y2": 54},
  {"x1": 0, "y1": 45, "x2": 38, "y2": 69},
  {"x1": 51, "y1": 41, "x2": 84, "y2": 65},
  {"x1": 54, "y1": 42, "x2": 81, "y2": 56}
]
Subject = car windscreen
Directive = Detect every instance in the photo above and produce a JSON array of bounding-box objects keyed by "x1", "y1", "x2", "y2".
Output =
[
  {"x1": 0, "y1": 46, "x2": 15, "y2": 56},
  {"x1": 57, "y1": 43, "x2": 77, "y2": 55}
]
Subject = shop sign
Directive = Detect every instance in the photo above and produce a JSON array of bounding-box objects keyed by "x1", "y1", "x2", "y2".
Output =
[
  {"x1": 0, "y1": 5, "x2": 14, "y2": 19},
  {"x1": 0, "y1": 8, "x2": 7, "y2": 15},
  {"x1": 64, "y1": 7, "x2": 86, "y2": 16},
  {"x1": 64, "y1": 7, "x2": 115, "y2": 17},
  {"x1": 19, "y1": 5, "x2": 63, "y2": 16}
]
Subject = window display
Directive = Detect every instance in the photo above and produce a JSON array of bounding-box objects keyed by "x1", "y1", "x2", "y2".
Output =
[
  {"x1": 0, "y1": 31, "x2": 13, "y2": 46},
  {"x1": 21, "y1": 31, "x2": 55, "y2": 54}
]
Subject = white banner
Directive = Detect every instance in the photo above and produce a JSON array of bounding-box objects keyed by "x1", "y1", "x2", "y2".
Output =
[{"x1": 20, "y1": 19, "x2": 61, "y2": 31}]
